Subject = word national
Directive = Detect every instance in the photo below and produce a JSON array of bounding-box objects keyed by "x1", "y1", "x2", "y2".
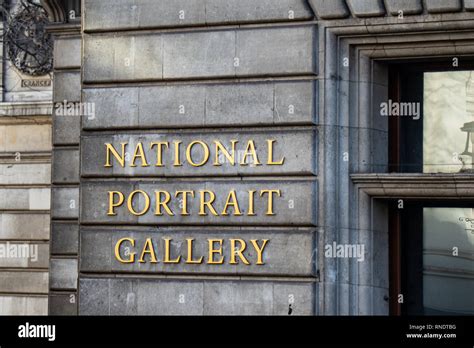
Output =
[{"x1": 104, "y1": 139, "x2": 285, "y2": 168}]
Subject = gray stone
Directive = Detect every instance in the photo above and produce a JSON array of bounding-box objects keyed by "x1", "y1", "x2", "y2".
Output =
[
  {"x1": 52, "y1": 148, "x2": 80, "y2": 184},
  {"x1": 51, "y1": 187, "x2": 79, "y2": 219},
  {"x1": 54, "y1": 37, "x2": 81, "y2": 69},
  {"x1": 53, "y1": 72, "x2": 81, "y2": 103},
  {"x1": 308, "y1": 0, "x2": 350, "y2": 19},
  {"x1": 236, "y1": 26, "x2": 316, "y2": 76},
  {"x1": 79, "y1": 278, "x2": 315, "y2": 315},
  {"x1": 0, "y1": 295, "x2": 48, "y2": 315},
  {"x1": 0, "y1": 271, "x2": 48, "y2": 294},
  {"x1": 465, "y1": 0, "x2": 474, "y2": 11},
  {"x1": 49, "y1": 293, "x2": 78, "y2": 315},
  {"x1": 83, "y1": 34, "x2": 164, "y2": 82},
  {"x1": 83, "y1": 26, "x2": 316, "y2": 83},
  {"x1": 0, "y1": 188, "x2": 50, "y2": 211},
  {"x1": 81, "y1": 130, "x2": 317, "y2": 177},
  {"x1": 0, "y1": 243, "x2": 49, "y2": 268},
  {"x1": 346, "y1": 0, "x2": 386, "y2": 17},
  {"x1": 50, "y1": 258, "x2": 78, "y2": 290},
  {"x1": 383, "y1": 0, "x2": 423, "y2": 15},
  {"x1": 83, "y1": 81, "x2": 316, "y2": 129},
  {"x1": 83, "y1": 0, "x2": 312, "y2": 31},
  {"x1": 51, "y1": 222, "x2": 79, "y2": 255},
  {"x1": 425, "y1": 0, "x2": 462, "y2": 13},
  {"x1": 80, "y1": 180, "x2": 318, "y2": 226},
  {"x1": 53, "y1": 111, "x2": 81, "y2": 145},
  {"x1": 80, "y1": 227, "x2": 316, "y2": 276},
  {"x1": 0, "y1": 163, "x2": 50, "y2": 185},
  {"x1": 0, "y1": 213, "x2": 50, "y2": 240}
]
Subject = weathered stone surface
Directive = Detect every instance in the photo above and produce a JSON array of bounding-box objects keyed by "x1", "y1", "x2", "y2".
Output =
[
  {"x1": 83, "y1": 81, "x2": 316, "y2": 129},
  {"x1": 81, "y1": 180, "x2": 318, "y2": 226},
  {"x1": 54, "y1": 37, "x2": 81, "y2": 69},
  {"x1": 0, "y1": 189, "x2": 50, "y2": 211},
  {"x1": 83, "y1": 26, "x2": 316, "y2": 82},
  {"x1": 0, "y1": 295, "x2": 48, "y2": 315},
  {"x1": 346, "y1": 0, "x2": 385, "y2": 17},
  {"x1": 0, "y1": 124, "x2": 51, "y2": 152},
  {"x1": 81, "y1": 129, "x2": 317, "y2": 177},
  {"x1": 465, "y1": 0, "x2": 474, "y2": 11},
  {"x1": 0, "y1": 213, "x2": 50, "y2": 240},
  {"x1": 425, "y1": 0, "x2": 462, "y2": 13},
  {"x1": 0, "y1": 163, "x2": 50, "y2": 185},
  {"x1": 83, "y1": 0, "x2": 313, "y2": 31},
  {"x1": 308, "y1": 0, "x2": 350, "y2": 19},
  {"x1": 49, "y1": 293, "x2": 78, "y2": 315},
  {"x1": 51, "y1": 222, "x2": 79, "y2": 255},
  {"x1": 51, "y1": 188, "x2": 79, "y2": 219},
  {"x1": 79, "y1": 278, "x2": 315, "y2": 315},
  {"x1": 384, "y1": 0, "x2": 423, "y2": 15},
  {"x1": 0, "y1": 271, "x2": 48, "y2": 294},
  {"x1": 53, "y1": 71, "x2": 81, "y2": 103},
  {"x1": 53, "y1": 109, "x2": 81, "y2": 145},
  {"x1": 0, "y1": 243, "x2": 49, "y2": 268},
  {"x1": 50, "y1": 259, "x2": 78, "y2": 290},
  {"x1": 52, "y1": 148, "x2": 80, "y2": 184},
  {"x1": 80, "y1": 227, "x2": 316, "y2": 276}
]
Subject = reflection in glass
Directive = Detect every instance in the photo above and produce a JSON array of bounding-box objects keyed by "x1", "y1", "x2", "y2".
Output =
[
  {"x1": 424, "y1": 71, "x2": 474, "y2": 173},
  {"x1": 423, "y1": 208, "x2": 474, "y2": 315}
]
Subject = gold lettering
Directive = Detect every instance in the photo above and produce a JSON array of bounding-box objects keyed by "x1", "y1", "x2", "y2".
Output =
[
  {"x1": 267, "y1": 140, "x2": 285, "y2": 165},
  {"x1": 114, "y1": 238, "x2": 135, "y2": 263},
  {"x1": 105, "y1": 142, "x2": 127, "y2": 167},
  {"x1": 221, "y1": 190, "x2": 242, "y2": 216},
  {"x1": 150, "y1": 142, "x2": 169, "y2": 167},
  {"x1": 173, "y1": 141, "x2": 183, "y2": 167},
  {"x1": 250, "y1": 239, "x2": 269, "y2": 265},
  {"x1": 208, "y1": 239, "x2": 224, "y2": 264},
  {"x1": 214, "y1": 140, "x2": 237, "y2": 166},
  {"x1": 230, "y1": 239, "x2": 250, "y2": 265},
  {"x1": 155, "y1": 191, "x2": 174, "y2": 216},
  {"x1": 260, "y1": 189, "x2": 281, "y2": 216},
  {"x1": 175, "y1": 191, "x2": 194, "y2": 216},
  {"x1": 163, "y1": 238, "x2": 181, "y2": 263},
  {"x1": 186, "y1": 141, "x2": 210, "y2": 167},
  {"x1": 108, "y1": 191, "x2": 124, "y2": 216},
  {"x1": 199, "y1": 190, "x2": 218, "y2": 216},
  {"x1": 186, "y1": 238, "x2": 203, "y2": 264},
  {"x1": 130, "y1": 143, "x2": 149, "y2": 167},
  {"x1": 139, "y1": 238, "x2": 158, "y2": 263},
  {"x1": 248, "y1": 190, "x2": 256, "y2": 216},
  {"x1": 240, "y1": 140, "x2": 261, "y2": 166},
  {"x1": 127, "y1": 190, "x2": 150, "y2": 216}
]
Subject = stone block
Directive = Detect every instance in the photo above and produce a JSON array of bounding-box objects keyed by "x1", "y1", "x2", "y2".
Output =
[
  {"x1": 83, "y1": 81, "x2": 316, "y2": 129},
  {"x1": 51, "y1": 222, "x2": 79, "y2": 255},
  {"x1": 0, "y1": 189, "x2": 50, "y2": 211},
  {"x1": 0, "y1": 163, "x2": 50, "y2": 185},
  {"x1": 51, "y1": 187, "x2": 79, "y2": 219},
  {"x1": 81, "y1": 129, "x2": 317, "y2": 177},
  {"x1": 83, "y1": 0, "x2": 313, "y2": 31},
  {"x1": 49, "y1": 293, "x2": 78, "y2": 315},
  {"x1": 0, "y1": 271, "x2": 48, "y2": 294},
  {"x1": 425, "y1": 0, "x2": 462, "y2": 13},
  {"x1": 52, "y1": 148, "x2": 80, "y2": 184},
  {"x1": 79, "y1": 278, "x2": 315, "y2": 315},
  {"x1": 346, "y1": 0, "x2": 386, "y2": 17},
  {"x1": 0, "y1": 242, "x2": 49, "y2": 268},
  {"x1": 0, "y1": 124, "x2": 51, "y2": 152},
  {"x1": 80, "y1": 179, "x2": 318, "y2": 226},
  {"x1": 80, "y1": 227, "x2": 316, "y2": 276},
  {"x1": 53, "y1": 111, "x2": 81, "y2": 145},
  {"x1": 53, "y1": 71, "x2": 81, "y2": 103},
  {"x1": 307, "y1": 0, "x2": 350, "y2": 19},
  {"x1": 50, "y1": 258, "x2": 78, "y2": 290},
  {"x1": 0, "y1": 295, "x2": 48, "y2": 315},
  {"x1": 54, "y1": 37, "x2": 81, "y2": 69},
  {"x1": 0, "y1": 213, "x2": 50, "y2": 240},
  {"x1": 383, "y1": 0, "x2": 423, "y2": 15}
]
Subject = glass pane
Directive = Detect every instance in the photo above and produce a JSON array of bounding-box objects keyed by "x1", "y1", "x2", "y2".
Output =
[
  {"x1": 423, "y1": 208, "x2": 474, "y2": 315},
  {"x1": 424, "y1": 71, "x2": 474, "y2": 173}
]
